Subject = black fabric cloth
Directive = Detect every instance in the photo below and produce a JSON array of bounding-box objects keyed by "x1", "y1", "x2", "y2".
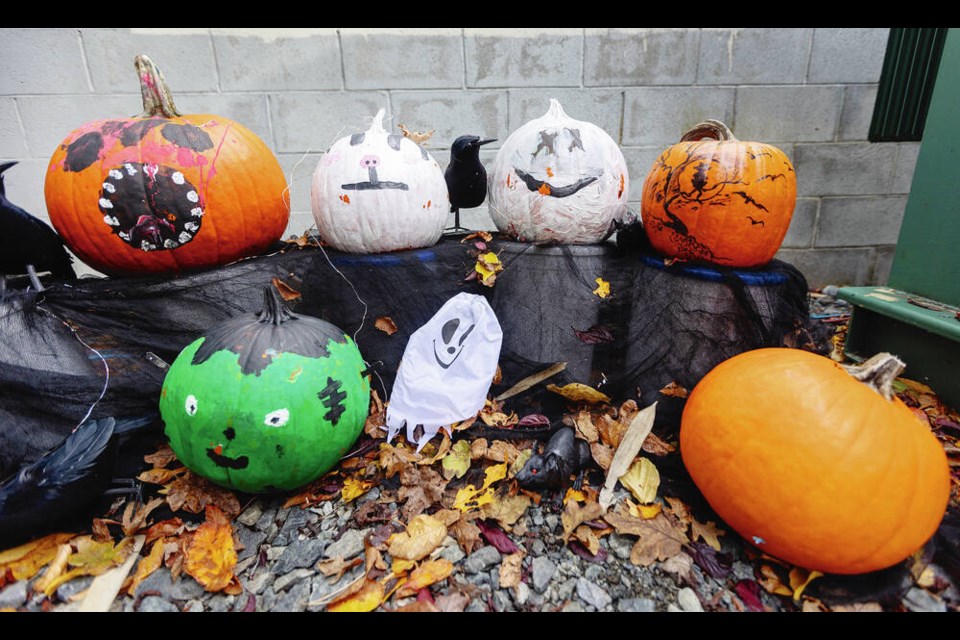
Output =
[{"x1": 0, "y1": 235, "x2": 830, "y2": 477}]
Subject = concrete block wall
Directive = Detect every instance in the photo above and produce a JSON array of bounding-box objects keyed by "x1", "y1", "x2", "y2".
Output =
[{"x1": 0, "y1": 27, "x2": 914, "y2": 287}]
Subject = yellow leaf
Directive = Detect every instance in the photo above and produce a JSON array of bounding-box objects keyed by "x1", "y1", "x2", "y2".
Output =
[
  {"x1": 391, "y1": 557, "x2": 417, "y2": 575},
  {"x1": 0, "y1": 532, "x2": 75, "y2": 581},
  {"x1": 509, "y1": 448, "x2": 532, "y2": 478},
  {"x1": 452, "y1": 463, "x2": 507, "y2": 512},
  {"x1": 619, "y1": 458, "x2": 660, "y2": 504},
  {"x1": 441, "y1": 439, "x2": 471, "y2": 479},
  {"x1": 475, "y1": 252, "x2": 503, "y2": 287},
  {"x1": 328, "y1": 579, "x2": 384, "y2": 612},
  {"x1": 127, "y1": 538, "x2": 166, "y2": 596},
  {"x1": 690, "y1": 518, "x2": 725, "y2": 551},
  {"x1": 184, "y1": 505, "x2": 238, "y2": 592},
  {"x1": 564, "y1": 488, "x2": 588, "y2": 504},
  {"x1": 789, "y1": 567, "x2": 823, "y2": 601},
  {"x1": 626, "y1": 500, "x2": 662, "y2": 520},
  {"x1": 342, "y1": 477, "x2": 375, "y2": 503},
  {"x1": 480, "y1": 492, "x2": 531, "y2": 527},
  {"x1": 32, "y1": 543, "x2": 72, "y2": 597},
  {"x1": 387, "y1": 514, "x2": 448, "y2": 562},
  {"x1": 40, "y1": 536, "x2": 134, "y2": 597},
  {"x1": 593, "y1": 277, "x2": 610, "y2": 298},
  {"x1": 758, "y1": 563, "x2": 793, "y2": 597},
  {"x1": 396, "y1": 559, "x2": 455, "y2": 597},
  {"x1": 546, "y1": 383, "x2": 611, "y2": 405}
]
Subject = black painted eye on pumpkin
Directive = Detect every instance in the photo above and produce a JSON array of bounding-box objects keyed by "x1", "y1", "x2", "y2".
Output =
[
  {"x1": 264, "y1": 408, "x2": 290, "y2": 428},
  {"x1": 185, "y1": 394, "x2": 198, "y2": 416}
]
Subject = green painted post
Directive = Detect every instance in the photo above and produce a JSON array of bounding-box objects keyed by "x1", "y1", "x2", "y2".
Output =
[{"x1": 886, "y1": 27, "x2": 960, "y2": 304}]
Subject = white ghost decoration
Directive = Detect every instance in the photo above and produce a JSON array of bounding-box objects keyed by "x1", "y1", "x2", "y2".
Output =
[
  {"x1": 385, "y1": 292, "x2": 503, "y2": 451},
  {"x1": 487, "y1": 98, "x2": 629, "y2": 244}
]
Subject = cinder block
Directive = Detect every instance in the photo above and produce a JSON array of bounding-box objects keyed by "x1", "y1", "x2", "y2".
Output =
[
  {"x1": 340, "y1": 29, "x2": 463, "y2": 90},
  {"x1": 212, "y1": 30, "x2": 341, "y2": 91},
  {"x1": 276, "y1": 152, "x2": 325, "y2": 216},
  {"x1": 774, "y1": 247, "x2": 875, "y2": 288},
  {"x1": 0, "y1": 29, "x2": 89, "y2": 95},
  {"x1": 735, "y1": 86, "x2": 842, "y2": 143},
  {"x1": 584, "y1": 28, "x2": 699, "y2": 86},
  {"x1": 270, "y1": 91, "x2": 389, "y2": 154},
  {"x1": 391, "y1": 91, "x2": 508, "y2": 152},
  {"x1": 17, "y1": 95, "x2": 143, "y2": 159},
  {"x1": 622, "y1": 87, "x2": 735, "y2": 146},
  {"x1": 0, "y1": 157, "x2": 49, "y2": 222},
  {"x1": 872, "y1": 246, "x2": 896, "y2": 284},
  {"x1": 0, "y1": 99, "x2": 28, "y2": 158},
  {"x1": 81, "y1": 28, "x2": 218, "y2": 93},
  {"x1": 781, "y1": 198, "x2": 818, "y2": 248},
  {"x1": 697, "y1": 28, "x2": 812, "y2": 85},
  {"x1": 815, "y1": 195, "x2": 907, "y2": 247},
  {"x1": 794, "y1": 142, "x2": 898, "y2": 197},
  {"x1": 506, "y1": 89, "x2": 623, "y2": 143},
  {"x1": 465, "y1": 28, "x2": 582, "y2": 88},
  {"x1": 891, "y1": 142, "x2": 921, "y2": 194},
  {"x1": 619, "y1": 146, "x2": 664, "y2": 203},
  {"x1": 808, "y1": 28, "x2": 889, "y2": 84},
  {"x1": 839, "y1": 85, "x2": 879, "y2": 141}
]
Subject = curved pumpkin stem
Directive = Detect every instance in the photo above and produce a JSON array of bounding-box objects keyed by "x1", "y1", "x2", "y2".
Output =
[
  {"x1": 134, "y1": 54, "x2": 182, "y2": 119},
  {"x1": 680, "y1": 120, "x2": 736, "y2": 143},
  {"x1": 842, "y1": 352, "x2": 906, "y2": 401},
  {"x1": 258, "y1": 286, "x2": 297, "y2": 326}
]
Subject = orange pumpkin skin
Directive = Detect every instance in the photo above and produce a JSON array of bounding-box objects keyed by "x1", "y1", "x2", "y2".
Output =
[
  {"x1": 44, "y1": 57, "x2": 288, "y2": 277},
  {"x1": 680, "y1": 348, "x2": 950, "y2": 575},
  {"x1": 641, "y1": 120, "x2": 796, "y2": 268}
]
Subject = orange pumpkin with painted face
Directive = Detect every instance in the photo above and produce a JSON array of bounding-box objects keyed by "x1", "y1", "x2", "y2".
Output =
[{"x1": 44, "y1": 55, "x2": 288, "y2": 276}]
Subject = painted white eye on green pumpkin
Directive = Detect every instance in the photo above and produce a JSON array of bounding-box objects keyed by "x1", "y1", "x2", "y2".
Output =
[
  {"x1": 185, "y1": 394, "x2": 198, "y2": 416},
  {"x1": 264, "y1": 408, "x2": 290, "y2": 428}
]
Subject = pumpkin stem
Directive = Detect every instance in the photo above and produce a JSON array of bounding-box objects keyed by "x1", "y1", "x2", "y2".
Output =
[
  {"x1": 258, "y1": 286, "x2": 296, "y2": 326},
  {"x1": 842, "y1": 352, "x2": 906, "y2": 401},
  {"x1": 134, "y1": 54, "x2": 182, "y2": 119},
  {"x1": 680, "y1": 120, "x2": 737, "y2": 143}
]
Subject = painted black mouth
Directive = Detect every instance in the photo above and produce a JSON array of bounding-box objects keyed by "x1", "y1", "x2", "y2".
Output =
[
  {"x1": 513, "y1": 168, "x2": 599, "y2": 198},
  {"x1": 342, "y1": 166, "x2": 409, "y2": 191},
  {"x1": 206, "y1": 448, "x2": 249, "y2": 469}
]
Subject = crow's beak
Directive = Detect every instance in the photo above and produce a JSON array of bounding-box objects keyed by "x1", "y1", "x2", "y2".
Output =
[{"x1": 476, "y1": 138, "x2": 497, "y2": 147}]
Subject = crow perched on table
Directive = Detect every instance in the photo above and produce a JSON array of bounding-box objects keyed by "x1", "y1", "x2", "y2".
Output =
[
  {"x1": 0, "y1": 161, "x2": 76, "y2": 290},
  {"x1": 0, "y1": 414, "x2": 158, "y2": 546},
  {"x1": 444, "y1": 135, "x2": 496, "y2": 234}
]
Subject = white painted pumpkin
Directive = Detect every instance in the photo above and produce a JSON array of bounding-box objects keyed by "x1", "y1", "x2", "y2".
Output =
[
  {"x1": 487, "y1": 99, "x2": 629, "y2": 244},
  {"x1": 311, "y1": 109, "x2": 449, "y2": 253}
]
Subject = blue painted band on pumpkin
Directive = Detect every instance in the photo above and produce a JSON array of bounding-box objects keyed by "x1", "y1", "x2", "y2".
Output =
[
  {"x1": 637, "y1": 253, "x2": 788, "y2": 286},
  {"x1": 331, "y1": 249, "x2": 438, "y2": 267}
]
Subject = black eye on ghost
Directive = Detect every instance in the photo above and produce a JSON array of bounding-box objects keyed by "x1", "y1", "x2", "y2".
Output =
[{"x1": 433, "y1": 317, "x2": 476, "y2": 369}]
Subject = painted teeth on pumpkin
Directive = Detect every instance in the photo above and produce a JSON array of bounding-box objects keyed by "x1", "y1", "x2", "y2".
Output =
[
  {"x1": 102, "y1": 182, "x2": 116, "y2": 193},
  {"x1": 118, "y1": 231, "x2": 130, "y2": 241},
  {"x1": 124, "y1": 163, "x2": 137, "y2": 175},
  {"x1": 186, "y1": 190, "x2": 199, "y2": 203},
  {"x1": 184, "y1": 221, "x2": 199, "y2": 232},
  {"x1": 171, "y1": 171, "x2": 185, "y2": 185},
  {"x1": 191, "y1": 207, "x2": 204, "y2": 217},
  {"x1": 141, "y1": 241, "x2": 156, "y2": 251},
  {"x1": 164, "y1": 239, "x2": 179, "y2": 249},
  {"x1": 99, "y1": 198, "x2": 113, "y2": 209},
  {"x1": 104, "y1": 215, "x2": 119, "y2": 226},
  {"x1": 108, "y1": 169, "x2": 123, "y2": 180},
  {"x1": 178, "y1": 231, "x2": 192, "y2": 244}
]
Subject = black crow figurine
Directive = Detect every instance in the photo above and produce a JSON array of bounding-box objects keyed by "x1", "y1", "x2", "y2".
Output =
[
  {"x1": 0, "y1": 161, "x2": 76, "y2": 291},
  {"x1": 0, "y1": 414, "x2": 158, "y2": 546},
  {"x1": 444, "y1": 135, "x2": 496, "y2": 234}
]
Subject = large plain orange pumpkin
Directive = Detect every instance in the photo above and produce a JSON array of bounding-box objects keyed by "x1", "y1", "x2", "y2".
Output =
[
  {"x1": 680, "y1": 348, "x2": 950, "y2": 575},
  {"x1": 641, "y1": 120, "x2": 795, "y2": 268},
  {"x1": 44, "y1": 55, "x2": 289, "y2": 277}
]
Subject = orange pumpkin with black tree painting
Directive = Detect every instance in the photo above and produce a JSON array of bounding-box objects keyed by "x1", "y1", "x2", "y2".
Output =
[
  {"x1": 641, "y1": 120, "x2": 795, "y2": 268},
  {"x1": 44, "y1": 55, "x2": 289, "y2": 277}
]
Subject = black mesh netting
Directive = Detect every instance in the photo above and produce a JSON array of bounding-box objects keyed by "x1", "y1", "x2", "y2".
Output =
[{"x1": 0, "y1": 234, "x2": 831, "y2": 478}]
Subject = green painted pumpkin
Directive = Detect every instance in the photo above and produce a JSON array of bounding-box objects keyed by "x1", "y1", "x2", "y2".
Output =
[{"x1": 159, "y1": 287, "x2": 370, "y2": 493}]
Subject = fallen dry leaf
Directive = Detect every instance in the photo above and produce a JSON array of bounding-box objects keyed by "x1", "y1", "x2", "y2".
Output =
[
  {"x1": 475, "y1": 251, "x2": 504, "y2": 287},
  {"x1": 658, "y1": 381, "x2": 688, "y2": 398},
  {"x1": 604, "y1": 510, "x2": 687, "y2": 567},
  {"x1": 388, "y1": 514, "x2": 448, "y2": 562},
  {"x1": 0, "y1": 532, "x2": 76, "y2": 586},
  {"x1": 452, "y1": 463, "x2": 507, "y2": 513},
  {"x1": 121, "y1": 497, "x2": 164, "y2": 537},
  {"x1": 494, "y1": 362, "x2": 567, "y2": 402},
  {"x1": 184, "y1": 505, "x2": 238, "y2": 593},
  {"x1": 448, "y1": 517, "x2": 483, "y2": 556},
  {"x1": 342, "y1": 477, "x2": 376, "y2": 503},
  {"x1": 593, "y1": 277, "x2": 610, "y2": 298},
  {"x1": 618, "y1": 457, "x2": 660, "y2": 505},
  {"x1": 480, "y1": 492, "x2": 531, "y2": 528},
  {"x1": 327, "y1": 578, "x2": 384, "y2": 612},
  {"x1": 547, "y1": 383, "x2": 611, "y2": 405},
  {"x1": 757, "y1": 563, "x2": 793, "y2": 597},
  {"x1": 375, "y1": 316, "x2": 398, "y2": 335},
  {"x1": 143, "y1": 518, "x2": 186, "y2": 546},
  {"x1": 690, "y1": 518, "x2": 725, "y2": 551},
  {"x1": 126, "y1": 537, "x2": 165, "y2": 596},
  {"x1": 31, "y1": 543, "x2": 72, "y2": 596},
  {"x1": 572, "y1": 524, "x2": 603, "y2": 556},
  {"x1": 271, "y1": 277, "x2": 301, "y2": 302},
  {"x1": 441, "y1": 439, "x2": 471, "y2": 479},
  {"x1": 788, "y1": 567, "x2": 823, "y2": 601},
  {"x1": 396, "y1": 559, "x2": 455, "y2": 597},
  {"x1": 40, "y1": 536, "x2": 135, "y2": 597},
  {"x1": 573, "y1": 411, "x2": 599, "y2": 443},
  {"x1": 499, "y1": 552, "x2": 525, "y2": 589},
  {"x1": 397, "y1": 123, "x2": 435, "y2": 146},
  {"x1": 317, "y1": 556, "x2": 364, "y2": 582},
  {"x1": 599, "y1": 402, "x2": 657, "y2": 509},
  {"x1": 626, "y1": 500, "x2": 662, "y2": 520},
  {"x1": 561, "y1": 500, "x2": 605, "y2": 543},
  {"x1": 160, "y1": 470, "x2": 241, "y2": 517}
]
